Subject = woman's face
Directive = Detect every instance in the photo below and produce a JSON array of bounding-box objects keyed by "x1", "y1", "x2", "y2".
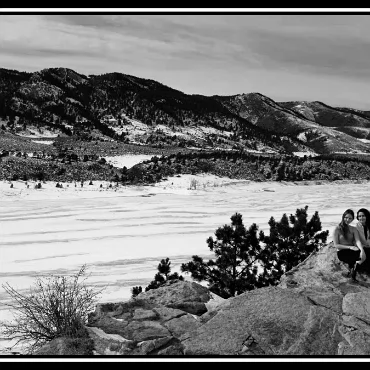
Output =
[
  {"x1": 358, "y1": 212, "x2": 366, "y2": 225},
  {"x1": 343, "y1": 213, "x2": 354, "y2": 225}
]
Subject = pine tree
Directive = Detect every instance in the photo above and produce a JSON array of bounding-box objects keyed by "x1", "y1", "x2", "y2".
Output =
[
  {"x1": 259, "y1": 206, "x2": 328, "y2": 285},
  {"x1": 131, "y1": 286, "x2": 142, "y2": 296},
  {"x1": 181, "y1": 213, "x2": 264, "y2": 298},
  {"x1": 274, "y1": 160, "x2": 286, "y2": 181},
  {"x1": 131, "y1": 258, "x2": 184, "y2": 298}
]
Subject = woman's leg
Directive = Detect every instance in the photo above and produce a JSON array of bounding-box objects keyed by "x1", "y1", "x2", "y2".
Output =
[
  {"x1": 357, "y1": 248, "x2": 370, "y2": 273},
  {"x1": 337, "y1": 249, "x2": 361, "y2": 268}
]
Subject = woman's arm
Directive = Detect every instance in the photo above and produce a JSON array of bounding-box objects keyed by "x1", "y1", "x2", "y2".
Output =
[
  {"x1": 353, "y1": 227, "x2": 366, "y2": 263},
  {"x1": 355, "y1": 223, "x2": 368, "y2": 247}
]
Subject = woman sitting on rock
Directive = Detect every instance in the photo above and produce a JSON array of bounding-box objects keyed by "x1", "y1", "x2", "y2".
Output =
[
  {"x1": 355, "y1": 208, "x2": 370, "y2": 273},
  {"x1": 333, "y1": 209, "x2": 366, "y2": 282}
]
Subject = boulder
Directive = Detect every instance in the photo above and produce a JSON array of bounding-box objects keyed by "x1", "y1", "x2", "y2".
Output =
[
  {"x1": 181, "y1": 286, "x2": 342, "y2": 355},
  {"x1": 180, "y1": 242, "x2": 370, "y2": 355},
  {"x1": 132, "y1": 279, "x2": 214, "y2": 315},
  {"x1": 79, "y1": 279, "x2": 218, "y2": 355},
  {"x1": 86, "y1": 327, "x2": 136, "y2": 355},
  {"x1": 33, "y1": 336, "x2": 94, "y2": 356},
  {"x1": 35, "y1": 242, "x2": 370, "y2": 356}
]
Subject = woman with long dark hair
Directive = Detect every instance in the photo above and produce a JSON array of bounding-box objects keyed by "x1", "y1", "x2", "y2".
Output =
[
  {"x1": 356, "y1": 208, "x2": 370, "y2": 247},
  {"x1": 355, "y1": 208, "x2": 370, "y2": 273},
  {"x1": 333, "y1": 209, "x2": 366, "y2": 282}
]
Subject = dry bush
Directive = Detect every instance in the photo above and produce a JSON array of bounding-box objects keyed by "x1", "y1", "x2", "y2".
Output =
[
  {"x1": 189, "y1": 177, "x2": 199, "y2": 190},
  {"x1": 0, "y1": 265, "x2": 104, "y2": 354}
]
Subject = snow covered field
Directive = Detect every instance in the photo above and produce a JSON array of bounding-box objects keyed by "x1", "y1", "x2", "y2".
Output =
[
  {"x1": 1, "y1": 154, "x2": 369, "y2": 354},
  {"x1": 103, "y1": 154, "x2": 153, "y2": 169}
]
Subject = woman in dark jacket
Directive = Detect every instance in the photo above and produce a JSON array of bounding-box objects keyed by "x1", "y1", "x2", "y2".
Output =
[{"x1": 355, "y1": 208, "x2": 370, "y2": 273}]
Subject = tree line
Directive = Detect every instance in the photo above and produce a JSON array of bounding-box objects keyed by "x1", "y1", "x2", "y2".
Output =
[
  {"x1": 122, "y1": 150, "x2": 370, "y2": 184},
  {"x1": 3, "y1": 149, "x2": 370, "y2": 184}
]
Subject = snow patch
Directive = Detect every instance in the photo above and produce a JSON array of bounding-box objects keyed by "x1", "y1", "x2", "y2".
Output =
[
  {"x1": 292, "y1": 152, "x2": 318, "y2": 157},
  {"x1": 31, "y1": 140, "x2": 54, "y2": 145},
  {"x1": 17, "y1": 128, "x2": 59, "y2": 138},
  {"x1": 297, "y1": 132, "x2": 307, "y2": 142},
  {"x1": 107, "y1": 113, "x2": 234, "y2": 146},
  {"x1": 334, "y1": 150, "x2": 370, "y2": 155},
  {"x1": 358, "y1": 138, "x2": 370, "y2": 144},
  {"x1": 103, "y1": 154, "x2": 154, "y2": 169}
]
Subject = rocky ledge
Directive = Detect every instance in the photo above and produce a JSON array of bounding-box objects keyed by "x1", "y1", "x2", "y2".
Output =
[{"x1": 34, "y1": 242, "x2": 370, "y2": 356}]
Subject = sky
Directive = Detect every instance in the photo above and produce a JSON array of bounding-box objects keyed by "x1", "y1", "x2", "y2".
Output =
[{"x1": 1, "y1": 11, "x2": 370, "y2": 110}]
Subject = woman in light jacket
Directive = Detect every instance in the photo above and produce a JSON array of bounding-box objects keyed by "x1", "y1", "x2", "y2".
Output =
[
  {"x1": 356, "y1": 208, "x2": 370, "y2": 273},
  {"x1": 333, "y1": 209, "x2": 366, "y2": 281}
]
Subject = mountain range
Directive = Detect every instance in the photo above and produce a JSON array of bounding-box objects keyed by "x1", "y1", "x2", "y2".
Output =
[{"x1": 1, "y1": 66, "x2": 370, "y2": 156}]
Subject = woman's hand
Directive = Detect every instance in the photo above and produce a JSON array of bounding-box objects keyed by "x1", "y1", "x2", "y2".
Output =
[
  {"x1": 349, "y1": 246, "x2": 359, "y2": 251},
  {"x1": 360, "y1": 250, "x2": 366, "y2": 263}
]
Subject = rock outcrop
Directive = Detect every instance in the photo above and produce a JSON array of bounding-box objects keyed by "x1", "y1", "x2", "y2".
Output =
[{"x1": 34, "y1": 242, "x2": 370, "y2": 356}]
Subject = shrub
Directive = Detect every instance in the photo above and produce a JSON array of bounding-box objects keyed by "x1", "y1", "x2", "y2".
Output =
[
  {"x1": 0, "y1": 265, "x2": 103, "y2": 354},
  {"x1": 189, "y1": 178, "x2": 199, "y2": 190}
]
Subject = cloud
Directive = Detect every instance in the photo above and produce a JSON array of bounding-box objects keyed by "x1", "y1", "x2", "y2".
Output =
[
  {"x1": 245, "y1": 28, "x2": 370, "y2": 78},
  {"x1": 0, "y1": 41, "x2": 100, "y2": 58},
  {"x1": 38, "y1": 14, "x2": 260, "y2": 69},
  {"x1": 3, "y1": 14, "x2": 370, "y2": 76},
  {"x1": 219, "y1": 14, "x2": 370, "y2": 79},
  {"x1": 1, "y1": 13, "x2": 370, "y2": 109}
]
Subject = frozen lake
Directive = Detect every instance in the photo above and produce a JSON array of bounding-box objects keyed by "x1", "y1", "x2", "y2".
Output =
[{"x1": 0, "y1": 174, "x2": 369, "y2": 353}]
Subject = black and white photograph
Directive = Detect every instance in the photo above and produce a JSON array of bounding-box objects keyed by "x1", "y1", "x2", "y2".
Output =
[{"x1": 1, "y1": 9, "x2": 370, "y2": 360}]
